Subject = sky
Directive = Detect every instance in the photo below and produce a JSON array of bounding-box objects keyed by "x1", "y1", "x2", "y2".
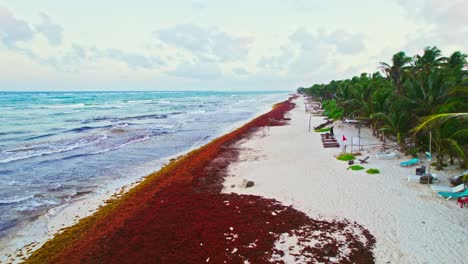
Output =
[{"x1": 0, "y1": 0, "x2": 466, "y2": 91}]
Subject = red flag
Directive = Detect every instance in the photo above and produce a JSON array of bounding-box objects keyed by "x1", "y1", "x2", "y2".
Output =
[{"x1": 342, "y1": 135, "x2": 347, "y2": 141}]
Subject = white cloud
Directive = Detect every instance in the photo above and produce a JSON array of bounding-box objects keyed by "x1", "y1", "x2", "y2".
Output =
[
  {"x1": 156, "y1": 24, "x2": 252, "y2": 62},
  {"x1": 169, "y1": 61, "x2": 222, "y2": 80},
  {"x1": 232, "y1": 67, "x2": 249, "y2": 75},
  {"x1": 0, "y1": 5, "x2": 34, "y2": 47},
  {"x1": 258, "y1": 27, "x2": 363, "y2": 76},
  {"x1": 191, "y1": 2, "x2": 207, "y2": 9},
  {"x1": 396, "y1": 0, "x2": 468, "y2": 51},
  {"x1": 44, "y1": 44, "x2": 87, "y2": 71},
  {"x1": 325, "y1": 29, "x2": 365, "y2": 55},
  {"x1": 257, "y1": 46, "x2": 296, "y2": 71},
  {"x1": 101, "y1": 49, "x2": 164, "y2": 69},
  {"x1": 289, "y1": 28, "x2": 365, "y2": 55},
  {"x1": 35, "y1": 12, "x2": 63, "y2": 46}
]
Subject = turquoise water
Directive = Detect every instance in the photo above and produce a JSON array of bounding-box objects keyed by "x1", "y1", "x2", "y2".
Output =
[{"x1": 0, "y1": 91, "x2": 288, "y2": 236}]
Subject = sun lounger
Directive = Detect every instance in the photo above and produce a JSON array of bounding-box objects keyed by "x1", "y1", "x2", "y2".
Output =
[
  {"x1": 358, "y1": 156, "x2": 369, "y2": 164},
  {"x1": 431, "y1": 183, "x2": 465, "y2": 193},
  {"x1": 320, "y1": 133, "x2": 334, "y2": 139},
  {"x1": 375, "y1": 151, "x2": 399, "y2": 160},
  {"x1": 449, "y1": 170, "x2": 468, "y2": 186},
  {"x1": 400, "y1": 158, "x2": 420, "y2": 167},
  {"x1": 438, "y1": 188, "x2": 468, "y2": 200},
  {"x1": 415, "y1": 165, "x2": 426, "y2": 175},
  {"x1": 323, "y1": 143, "x2": 340, "y2": 148},
  {"x1": 407, "y1": 173, "x2": 439, "y2": 183}
]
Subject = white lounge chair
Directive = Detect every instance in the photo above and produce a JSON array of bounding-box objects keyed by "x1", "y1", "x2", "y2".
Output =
[{"x1": 431, "y1": 183, "x2": 465, "y2": 193}]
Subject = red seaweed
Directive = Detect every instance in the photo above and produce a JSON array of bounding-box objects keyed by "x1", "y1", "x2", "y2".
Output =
[{"x1": 26, "y1": 95, "x2": 375, "y2": 264}]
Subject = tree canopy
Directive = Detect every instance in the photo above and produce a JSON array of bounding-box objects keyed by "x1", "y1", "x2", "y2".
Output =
[{"x1": 299, "y1": 46, "x2": 467, "y2": 170}]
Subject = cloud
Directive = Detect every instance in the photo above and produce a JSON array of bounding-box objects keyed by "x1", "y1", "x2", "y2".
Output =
[
  {"x1": 325, "y1": 29, "x2": 365, "y2": 55},
  {"x1": 35, "y1": 12, "x2": 63, "y2": 46},
  {"x1": 288, "y1": 49, "x2": 329, "y2": 74},
  {"x1": 50, "y1": 44, "x2": 86, "y2": 66},
  {"x1": 396, "y1": 0, "x2": 468, "y2": 49},
  {"x1": 232, "y1": 67, "x2": 249, "y2": 75},
  {"x1": 191, "y1": 2, "x2": 207, "y2": 9},
  {"x1": 169, "y1": 61, "x2": 222, "y2": 80},
  {"x1": 14, "y1": 43, "x2": 164, "y2": 72},
  {"x1": 289, "y1": 28, "x2": 365, "y2": 55},
  {"x1": 0, "y1": 6, "x2": 34, "y2": 47},
  {"x1": 101, "y1": 49, "x2": 164, "y2": 69},
  {"x1": 156, "y1": 24, "x2": 252, "y2": 62},
  {"x1": 259, "y1": 27, "x2": 362, "y2": 75},
  {"x1": 257, "y1": 46, "x2": 296, "y2": 71}
]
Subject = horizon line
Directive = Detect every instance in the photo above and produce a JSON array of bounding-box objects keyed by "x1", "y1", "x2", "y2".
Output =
[{"x1": 0, "y1": 90, "x2": 293, "y2": 93}]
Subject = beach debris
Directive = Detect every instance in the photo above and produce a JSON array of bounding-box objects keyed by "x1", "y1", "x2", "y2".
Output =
[
  {"x1": 347, "y1": 165, "x2": 365, "y2": 171},
  {"x1": 366, "y1": 168, "x2": 380, "y2": 174},
  {"x1": 25, "y1": 97, "x2": 375, "y2": 264},
  {"x1": 336, "y1": 153, "x2": 356, "y2": 161},
  {"x1": 241, "y1": 179, "x2": 255, "y2": 188}
]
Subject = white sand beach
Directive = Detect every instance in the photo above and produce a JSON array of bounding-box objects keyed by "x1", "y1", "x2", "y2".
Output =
[{"x1": 224, "y1": 96, "x2": 468, "y2": 263}]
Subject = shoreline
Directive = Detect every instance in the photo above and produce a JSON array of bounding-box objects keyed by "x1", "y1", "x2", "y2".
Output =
[
  {"x1": 23, "y1": 96, "x2": 375, "y2": 263},
  {"x1": 5, "y1": 95, "x2": 466, "y2": 263},
  {"x1": 0, "y1": 97, "x2": 286, "y2": 263},
  {"x1": 225, "y1": 96, "x2": 468, "y2": 263}
]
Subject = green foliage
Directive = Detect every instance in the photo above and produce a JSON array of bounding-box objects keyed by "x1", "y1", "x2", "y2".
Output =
[
  {"x1": 314, "y1": 127, "x2": 330, "y2": 132},
  {"x1": 301, "y1": 46, "x2": 467, "y2": 168},
  {"x1": 431, "y1": 162, "x2": 448, "y2": 167},
  {"x1": 336, "y1": 153, "x2": 356, "y2": 161},
  {"x1": 463, "y1": 175, "x2": 468, "y2": 182},
  {"x1": 347, "y1": 165, "x2": 365, "y2": 171},
  {"x1": 366, "y1": 168, "x2": 380, "y2": 174},
  {"x1": 322, "y1": 99, "x2": 344, "y2": 120},
  {"x1": 407, "y1": 148, "x2": 419, "y2": 157}
]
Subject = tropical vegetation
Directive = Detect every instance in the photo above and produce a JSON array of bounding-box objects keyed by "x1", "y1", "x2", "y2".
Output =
[
  {"x1": 314, "y1": 127, "x2": 331, "y2": 132},
  {"x1": 299, "y1": 46, "x2": 467, "y2": 170},
  {"x1": 336, "y1": 153, "x2": 356, "y2": 161},
  {"x1": 348, "y1": 165, "x2": 365, "y2": 171},
  {"x1": 366, "y1": 168, "x2": 380, "y2": 174}
]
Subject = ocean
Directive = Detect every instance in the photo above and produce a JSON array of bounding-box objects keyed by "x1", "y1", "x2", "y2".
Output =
[{"x1": 0, "y1": 91, "x2": 288, "y2": 238}]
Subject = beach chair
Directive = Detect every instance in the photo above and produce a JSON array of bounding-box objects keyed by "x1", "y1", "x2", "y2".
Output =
[
  {"x1": 431, "y1": 183, "x2": 465, "y2": 193},
  {"x1": 323, "y1": 142, "x2": 340, "y2": 148},
  {"x1": 400, "y1": 158, "x2": 420, "y2": 167},
  {"x1": 449, "y1": 170, "x2": 468, "y2": 186},
  {"x1": 438, "y1": 188, "x2": 468, "y2": 200},
  {"x1": 407, "y1": 173, "x2": 439, "y2": 183},
  {"x1": 358, "y1": 156, "x2": 369, "y2": 164},
  {"x1": 415, "y1": 165, "x2": 426, "y2": 175},
  {"x1": 457, "y1": 197, "x2": 468, "y2": 208}
]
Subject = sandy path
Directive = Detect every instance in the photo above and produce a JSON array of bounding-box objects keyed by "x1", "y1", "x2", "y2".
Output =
[{"x1": 224, "y1": 96, "x2": 468, "y2": 263}]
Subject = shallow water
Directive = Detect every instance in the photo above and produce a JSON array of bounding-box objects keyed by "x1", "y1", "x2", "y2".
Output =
[{"x1": 0, "y1": 91, "x2": 288, "y2": 237}]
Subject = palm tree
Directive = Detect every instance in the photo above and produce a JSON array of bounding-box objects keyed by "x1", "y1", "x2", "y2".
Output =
[
  {"x1": 412, "y1": 113, "x2": 468, "y2": 134},
  {"x1": 444, "y1": 51, "x2": 468, "y2": 82},
  {"x1": 412, "y1": 113, "x2": 468, "y2": 169},
  {"x1": 374, "y1": 108, "x2": 411, "y2": 148},
  {"x1": 380, "y1": 51, "x2": 412, "y2": 95},
  {"x1": 414, "y1": 46, "x2": 446, "y2": 75}
]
